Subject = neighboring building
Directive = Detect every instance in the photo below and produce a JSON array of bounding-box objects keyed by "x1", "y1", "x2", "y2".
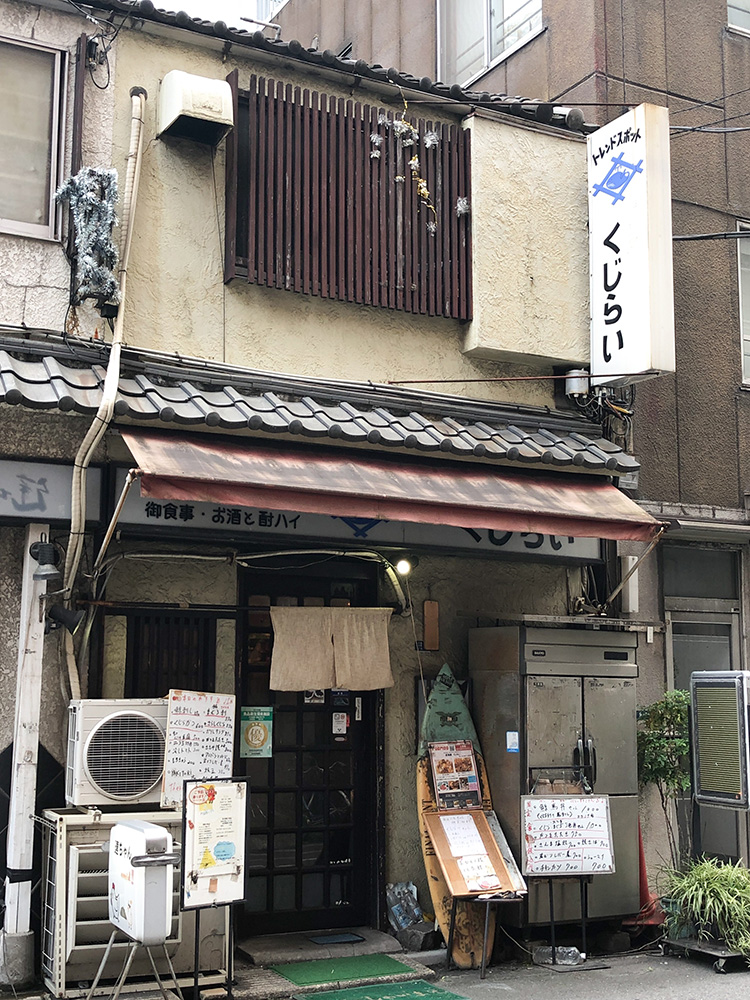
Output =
[{"x1": 0, "y1": 0, "x2": 665, "y2": 985}]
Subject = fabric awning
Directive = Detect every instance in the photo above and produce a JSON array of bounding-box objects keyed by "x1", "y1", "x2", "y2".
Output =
[{"x1": 121, "y1": 430, "x2": 661, "y2": 542}]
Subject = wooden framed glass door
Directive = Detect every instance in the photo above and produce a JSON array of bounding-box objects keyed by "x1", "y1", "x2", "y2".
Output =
[{"x1": 237, "y1": 560, "x2": 380, "y2": 934}]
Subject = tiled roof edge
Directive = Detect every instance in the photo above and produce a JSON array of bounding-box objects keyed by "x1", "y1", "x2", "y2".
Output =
[{"x1": 75, "y1": 0, "x2": 587, "y2": 133}]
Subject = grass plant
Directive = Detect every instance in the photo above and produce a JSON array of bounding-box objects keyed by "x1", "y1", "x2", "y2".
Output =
[{"x1": 661, "y1": 856, "x2": 750, "y2": 956}]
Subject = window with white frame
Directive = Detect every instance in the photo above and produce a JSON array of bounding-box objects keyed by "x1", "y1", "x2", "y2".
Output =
[
  {"x1": 438, "y1": 0, "x2": 542, "y2": 85},
  {"x1": 0, "y1": 36, "x2": 66, "y2": 239},
  {"x1": 729, "y1": 0, "x2": 750, "y2": 30},
  {"x1": 739, "y1": 222, "x2": 750, "y2": 381}
]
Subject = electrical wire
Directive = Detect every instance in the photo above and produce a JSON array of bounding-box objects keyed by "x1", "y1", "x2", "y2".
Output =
[{"x1": 671, "y1": 105, "x2": 750, "y2": 139}]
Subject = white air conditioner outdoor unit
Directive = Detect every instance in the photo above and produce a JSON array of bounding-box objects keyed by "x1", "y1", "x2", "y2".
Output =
[{"x1": 66, "y1": 699, "x2": 168, "y2": 807}]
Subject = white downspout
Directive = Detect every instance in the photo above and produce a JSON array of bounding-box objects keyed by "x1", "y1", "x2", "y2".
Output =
[
  {"x1": 62, "y1": 87, "x2": 147, "y2": 696},
  {"x1": 0, "y1": 524, "x2": 50, "y2": 986}
]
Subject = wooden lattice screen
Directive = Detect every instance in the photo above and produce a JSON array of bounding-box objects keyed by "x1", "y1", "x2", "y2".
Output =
[{"x1": 225, "y1": 71, "x2": 472, "y2": 320}]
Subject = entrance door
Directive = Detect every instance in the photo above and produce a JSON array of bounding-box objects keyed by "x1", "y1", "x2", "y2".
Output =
[{"x1": 237, "y1": 560, "x2": 380, "y2": 935}]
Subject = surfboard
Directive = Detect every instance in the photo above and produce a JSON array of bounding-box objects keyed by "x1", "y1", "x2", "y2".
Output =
[{"x1": 417, "y1": 663, "x2": 495, "y2": 970}]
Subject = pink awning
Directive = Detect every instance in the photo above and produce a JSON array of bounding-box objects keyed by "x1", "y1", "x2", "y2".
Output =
[{"x1": 121, "y1": 430, "x2": 661, "y2": 542}]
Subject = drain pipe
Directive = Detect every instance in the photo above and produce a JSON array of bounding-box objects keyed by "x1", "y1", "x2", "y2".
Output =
[{"x1": 62, "y1": 87, "x2": 147, "y2": 695}]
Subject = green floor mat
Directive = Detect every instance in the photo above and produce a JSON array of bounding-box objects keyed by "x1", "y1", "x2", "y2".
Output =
[
  {"x1": 292, "y1": 980, "x2": 469, "y2": 1000},
  {"x1": 271, "y1": 953, "x2": 411, "y2": 985}
]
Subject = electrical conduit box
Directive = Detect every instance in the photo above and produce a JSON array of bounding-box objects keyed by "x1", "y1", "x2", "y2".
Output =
[{"x1": 108, "y1": 820, "x2": 176, "y2": 946}]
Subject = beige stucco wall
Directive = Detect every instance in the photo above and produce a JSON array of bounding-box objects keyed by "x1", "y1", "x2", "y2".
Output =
[
  {"x1": 0, "y1": 0, "x2": 114, "y2": 332},
  {"x1": 106, "y1": 27, "x2": 589, "y2": 408},
  {"x1": 462, "y1": 113, "x2": 590, "y2": 365}
]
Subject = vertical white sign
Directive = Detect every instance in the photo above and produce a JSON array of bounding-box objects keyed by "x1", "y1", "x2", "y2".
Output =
[{"x1": 588, "y1": 103, "x2": 675, "y2": 386}]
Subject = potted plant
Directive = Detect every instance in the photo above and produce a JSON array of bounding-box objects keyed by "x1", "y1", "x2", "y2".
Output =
[
  {"x1": 636, "y1": 689, "x2": 691, "y2": 867},
  {"x1": 660, "y1": 856, "x2": 750, "y2": 955}
]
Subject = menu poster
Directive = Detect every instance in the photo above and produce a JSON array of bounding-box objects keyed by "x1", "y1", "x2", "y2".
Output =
[
  {"x1": 161, "y1": 690, "x2": 236, "y2": 808},
  {"x1": 521, "y1": 795, "x2": 615, "y2": 876},
  {"x1": 182, "y1": 778, "x2": 248, "y2": 909},
  {"x1": 429, "y1": 740, "x2": 481, "y2": 811},
  {"x1": 423, "y1": 810, "x2": 523, "y2": 898}
]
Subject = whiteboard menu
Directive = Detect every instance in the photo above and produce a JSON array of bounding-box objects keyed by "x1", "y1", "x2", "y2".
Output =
[
  {"x1": 521, "y1": 795, "x2": 615, "y2": 876},
  {"x1": 181, "y1": 778, "x2": 248, "y2": 909},
  {"x1": 161, "y1": 690, "x2": 236, "y2": 808}
]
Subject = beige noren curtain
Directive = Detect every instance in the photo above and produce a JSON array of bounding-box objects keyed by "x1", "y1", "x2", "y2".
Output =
[{"x1": 269, "y1": 607, "x2": 393, "y2": 691}]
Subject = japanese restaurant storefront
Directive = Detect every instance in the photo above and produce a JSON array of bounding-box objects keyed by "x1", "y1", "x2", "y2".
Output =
[{"x1": 0, "y1": 347, "x2": 660, "y2": 939}]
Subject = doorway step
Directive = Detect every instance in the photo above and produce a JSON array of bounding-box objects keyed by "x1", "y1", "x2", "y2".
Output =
[
  {"x1": 236, "y1": 926, "x2": 402, "y2": 964},
  {"x1": 216, "y1": 928, "x2": 437, "y2": 999}
]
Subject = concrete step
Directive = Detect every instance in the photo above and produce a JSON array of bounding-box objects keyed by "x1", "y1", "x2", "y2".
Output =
[
  {"x1": 205, "y1": 953, "x2": 437, "y2": 1000},
  {"x1": 236, "y1": 927, "x2": 402, "y2": 966}
]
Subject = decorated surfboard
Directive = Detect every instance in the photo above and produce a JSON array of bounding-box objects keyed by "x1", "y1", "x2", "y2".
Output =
[{"x1": 417, "y1": 663, "x2": 495, "y2": 969}]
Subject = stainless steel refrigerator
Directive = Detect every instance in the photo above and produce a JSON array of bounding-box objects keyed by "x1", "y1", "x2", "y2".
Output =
[{"x1": 469, "y1": 626, "x2": 640, "y2": 925}]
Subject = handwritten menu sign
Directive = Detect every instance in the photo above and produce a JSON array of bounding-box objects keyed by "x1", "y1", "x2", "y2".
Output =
[
  {"x1": 181, "y1": 778, "x2": 247, "y2": 909},
  {"x1": 521, "y1": 795, "x2": 615, "y2": 876},
  {"x1": 161, "y1": 690, "x2": 236, "y2": 808},
  {"x1": 429, "y1": 740, "x2": 481, "y2": 810},
  {"x1": 422, "y1": 810, "x2": 523, "y2": 897}
]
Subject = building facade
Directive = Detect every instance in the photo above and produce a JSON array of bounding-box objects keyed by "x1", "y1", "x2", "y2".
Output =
[{"x1": 0, "y1": 0, "x2": 666, "y2": 984}]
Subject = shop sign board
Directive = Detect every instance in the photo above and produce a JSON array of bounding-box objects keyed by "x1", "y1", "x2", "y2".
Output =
[
  {"x1": 114, "y1": 469, "x2": 600, "y2": 562},
  {"x1": 588, "y1": 103, "x2": 675, "y2": 386},
  {"x1": 0, "y1": 459, "x2": 101, "y2": 521},
  {"x1": 181, "y1": 778, "x2": 248, "y2": 909}
]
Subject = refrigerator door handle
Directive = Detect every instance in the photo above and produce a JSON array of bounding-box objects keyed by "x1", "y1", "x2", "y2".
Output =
[
  {"x1": 574, "y1": 737, "x2": 584, "y2": 778},
  {"x1": 587, "y1": 737, "x2": 597, "y2": 787}
]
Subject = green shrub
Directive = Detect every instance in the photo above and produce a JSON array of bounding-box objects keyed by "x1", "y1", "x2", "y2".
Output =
[
  {"x1": 637, "y1": 689, "x2": 691, "y2": 865},
  {"x1": 661, "y1": 856, "x2": 750, "y2": 956}
]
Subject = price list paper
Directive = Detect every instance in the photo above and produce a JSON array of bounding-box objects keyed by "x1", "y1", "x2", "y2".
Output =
[
  {"x1": 521, "y1": 795, "x2": 615, "y2": 877},
  {"x1": 161, "y1": 690, "x2": 236, "y2": 808}
]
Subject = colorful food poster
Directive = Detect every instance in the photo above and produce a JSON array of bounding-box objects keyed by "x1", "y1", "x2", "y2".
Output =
[
  {"x1": 240, "y1": 706, "x2": 273, "y2": 758},
  {"x1": 428, "y1": 739, "x2": 481, "y2": 810},
  {"x1": 181, "y1": 778, "x2": 248, "y2": 909}
]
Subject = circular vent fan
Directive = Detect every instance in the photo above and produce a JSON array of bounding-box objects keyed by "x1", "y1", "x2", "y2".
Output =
[{"x1": 85, "y1": 711, "x2": 166, "y2": 800}]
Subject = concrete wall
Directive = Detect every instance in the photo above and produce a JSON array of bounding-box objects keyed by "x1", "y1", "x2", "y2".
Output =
[
  {"x1": 275, "y1": 0, "x2": 438, "y2": 81},
  {"x1": 0, "y1": 0, "x2": 114, "y2": 333},
  {"x1": 462, "y1": 113, "x2": 589, "y2": 364}
]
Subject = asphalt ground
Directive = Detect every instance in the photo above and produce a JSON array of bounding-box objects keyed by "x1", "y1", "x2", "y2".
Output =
[{"x1": 431, "y1": 949, "x2": 749, "y2": 1000}]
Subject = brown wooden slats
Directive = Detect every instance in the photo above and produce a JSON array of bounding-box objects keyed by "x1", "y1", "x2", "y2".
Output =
[
  {"x1": 312, "y1": 91, "x2": 321, "y2": 297},
  {"x1": 462, "y1": 125, "x2": 473, "y2": 322},
  {"x1": 301, "y1": 90, "x2": 311, "y2": 296},
  {"x1": 231, "y1": 80, "x2": 472, "y2": 320},
  {"x1": 223, "y1": 69, "x2": 239, "y2": 283}
]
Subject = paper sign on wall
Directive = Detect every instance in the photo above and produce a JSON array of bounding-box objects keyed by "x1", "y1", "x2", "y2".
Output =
[
  {"x1": 161, "y1": 690, "x2": 235, "y2": 808},
  {"x1": 240, "y1": 706, "x2": 272, "y2": 758}
]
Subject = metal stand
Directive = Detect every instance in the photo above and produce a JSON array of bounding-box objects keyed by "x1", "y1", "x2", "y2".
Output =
[
  {"x1": 84, "y1": 929, "x2": 186, "y2": 1000},
  {"x1": 193, "y1": 909, "x2": 201, "y2": 1000},
  {"x1": 226, "y1": 905, "x2": 234, "y2": 1000},
  {"x1": 548, "y1": 879, "x2": 557, "y2": 965},
  {"x1": 579, "y1": 876, "x2": 588, "y2": 958},
  {"x1": 445, "y1": 893, "x2": 520, "y2": 980}
]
